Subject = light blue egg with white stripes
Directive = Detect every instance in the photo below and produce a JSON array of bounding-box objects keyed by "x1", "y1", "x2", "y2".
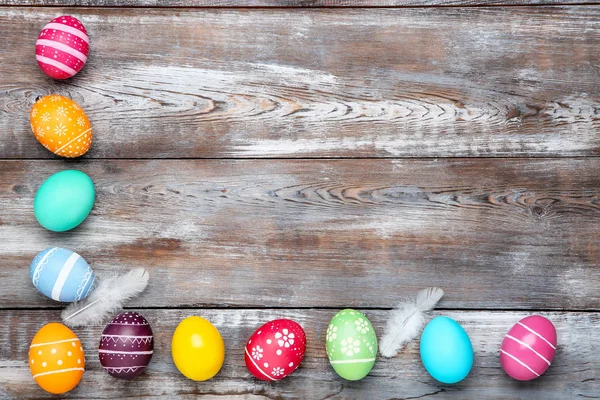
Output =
[{"x1": 30, "y1": 247, "x2": 94, "y2": 302}]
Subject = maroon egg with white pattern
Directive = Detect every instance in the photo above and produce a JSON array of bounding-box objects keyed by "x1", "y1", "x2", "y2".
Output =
[
  {"x1": 99, "y1": 312, "x2": 154, "y2": 379},
  {"x1": 36, "y1": 15, "x2": 89, "y2": 80},
  {"x1": 244, "y1": 319, "x2": 306, "y2": 381}
]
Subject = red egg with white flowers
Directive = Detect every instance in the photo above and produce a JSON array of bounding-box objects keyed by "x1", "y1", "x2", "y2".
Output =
[
  {"x1": 500, "y1": 315, "x2": 557, "y2": 381},
  {"x1": 244, "y1": 319, "x2": 306, "y2": 381}
]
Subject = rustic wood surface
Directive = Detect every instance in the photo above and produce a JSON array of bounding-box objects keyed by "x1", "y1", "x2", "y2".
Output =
[
  {"x1": 1, "y1": 2, "x2": 599, "y2": 399},
  {"x1": 1, "y1": 159, "x2": 600, "y2": 310},
  {"x1": 1, "y1": 310, "x2": 598, "y2": 399},
  {"x1": 1, "y1": 0, "x2": 599, "y2": 7},
  {"x1": 1, "y1": 7, "x2": 600, "y2": 158}
]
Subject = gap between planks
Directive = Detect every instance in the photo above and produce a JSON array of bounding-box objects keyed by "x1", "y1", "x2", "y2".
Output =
[
  {"x1": 3, "y1": 1, "x2": 600, "y2": 8},
  {"x1": 4, "y1": 156, "x2": 600, "y2": 161},
  {"x1": 3, "y1": 307, "x2": 600, "y2": 312}
]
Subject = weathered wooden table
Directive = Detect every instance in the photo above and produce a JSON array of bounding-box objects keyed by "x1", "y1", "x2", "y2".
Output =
[{"x1": 1, "y1": 1, "x2": 599, "y2": 399}]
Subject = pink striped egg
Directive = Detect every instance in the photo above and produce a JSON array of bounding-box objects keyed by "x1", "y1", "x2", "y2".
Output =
[
  {"x1": 500, "y1": 315, "x2": 557, "y2": 381},
  {"x1": 36, "y1": 16, "x2": 89, "y2": 80}
]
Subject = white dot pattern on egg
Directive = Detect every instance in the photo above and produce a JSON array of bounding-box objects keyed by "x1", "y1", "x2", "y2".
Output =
[
  {"x1": 99, "y1": 311, "x2": 154, "y2": 379},
  {"x1": 36, "y1": 15, "x2": 89, "y2": 80},
  {"x1": 326, "y1": 309, "x2": 378, "y2": 381},
  {"x1": 244, "y1": 319, "x2": 306, "y2": 381}
]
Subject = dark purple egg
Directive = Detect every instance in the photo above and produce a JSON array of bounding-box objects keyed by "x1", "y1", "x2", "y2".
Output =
[{"x1": 99, "y1": 311, "x2": 154, "y2": 379}]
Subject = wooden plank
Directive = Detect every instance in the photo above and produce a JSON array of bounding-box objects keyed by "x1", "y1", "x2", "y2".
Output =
[
  {"x1": 1, "y1": 159, "x2": 599, "y2": 310},
  {"x1": 1, "y1": 7, "x2": 599, "y2": 158},
  {"x1": 0, "y1": 309, "x2": 597, "y2": 399},
  {"x1": 0, "y1": 0, "x2": 597, "y2": 7}
]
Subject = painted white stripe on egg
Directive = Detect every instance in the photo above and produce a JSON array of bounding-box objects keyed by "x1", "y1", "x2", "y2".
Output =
[
  {"x1": 32, "y1": 248, "x2": 57, "y2": 284},
  {"x1": 54, "y1": 128, "x2": 92, "y2": 154},
  {"x1": 103, "y1": 366, "x2": 147, "y2": 370},
  {"x1": 98, "y1": 350, "x2": 153, "y2": 355},
  {"x1": 500, "y1": 349, "x2": 539, "y2": 377},
  {"x1": 517, "y1": 322, "x2": 556, "y2": 350},
  {"x1": 101, "y1": 335, "x2": 153, "y2": 339},
  {"x1": 75, "y1": 265, "x2": 94, "y2": 301},
  {"x1": 36, "y1": 39, "x2": 88, "y2": 62},
  {"x1": 51, "y1": 253, "x2": 80, "y2": 301},
  {"x1": 33, "y1": 367, "x2": 84, "y2": 379},
  {"x1": 505, "y1": 335, "x2": 551, "y2": 366},
  {"x1": 244, "y1": 347, "x2": 276, "y2": 381},
  {"x1": 44, "y1": 23, "x2": 89, "y2": 44},
  {"x1": 30, "y1": 338, "x2": 79, "y2": 348},
  {"x1": 35, "y1": 55, "x2": 77, "y2": 76},
  {"x1": 83, "y1": 279, "x2": 94, "y2": 297},
  {"x1": 329, "y1": 358, "x2": 376, "y2": 365}
]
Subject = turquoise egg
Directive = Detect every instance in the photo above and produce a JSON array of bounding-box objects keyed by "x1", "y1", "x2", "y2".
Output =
[
  {"x1": 30, "y1": 247, "x2": 94, "y2": 302},
  {"x1": 34, "y1": 170, "x2": 95, "y2": 232},
  {"x1": 420, "y1": 316, "x2": 473, "y2": 384}
]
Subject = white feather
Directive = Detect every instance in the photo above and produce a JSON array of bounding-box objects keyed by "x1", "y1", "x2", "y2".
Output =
[
  {"x1": 61, "y1": 268, "x2": 149, "y2": 327},
  {"x1": 379, "y1": 287, "x2": 444, "y2": 358}
]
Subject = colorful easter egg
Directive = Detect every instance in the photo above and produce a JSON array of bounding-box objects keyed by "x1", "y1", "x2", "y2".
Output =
[
  {"x1": 326, "y1": 309, "x2": 377, "y2": 381},
  {"x1": 172, "y1": 316, "x2": 225, "y2": 381},
  {"x1": 500, "y1": 315, "x2": 557, "y2": 381},
  {"x1": 244, "y1": 319, "x2": 306, "y2": 381},
  {"x1": 30, "y1": 94, "x2": 92, "y2": 158},
  {"x1": 29, "y1": 322, "x2": 85, "y2": 394},
  {"x1": 36, "y1": 15, "x2": 89, "y2": 80},
  {"x1": 420, "y1": 316, "x2": 473, "y2": 384},
  {"x1": 34, "y1": 170, "x2": 95, "y2": 232},
  {"x1": 99, "y1": 312, "x2": 154, "y2": 379},
  {"x1": 30, "y1": 247, "x2": 94, "y2": 302}
]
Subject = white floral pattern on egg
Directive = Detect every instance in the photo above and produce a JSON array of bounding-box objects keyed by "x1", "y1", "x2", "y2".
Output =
[
  {"x1": 326, "y1": 309, "x2": 377, "y2": 381},
  {"x1": 244, "y1": 319, "x2": 306, "y2": 381}
]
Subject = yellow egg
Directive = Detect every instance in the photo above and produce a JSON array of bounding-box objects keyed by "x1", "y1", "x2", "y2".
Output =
[
  {"x1": 171, "y1": 316, "x2": 225, "y2": 381},
  {"x1": 30, "y1": 94, "x2": 92, "y2": 158},
  {"x1": 29, "y1": 322, "x2": 85, "y2": 394}
]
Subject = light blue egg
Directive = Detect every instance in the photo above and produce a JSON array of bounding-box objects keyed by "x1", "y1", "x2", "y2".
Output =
[
  {"x1": 420, "y1": 316, "x2": 474, "y2": 384},
  {"x1": 30, "y1": 247, "x2": 94, "y2": 302}
]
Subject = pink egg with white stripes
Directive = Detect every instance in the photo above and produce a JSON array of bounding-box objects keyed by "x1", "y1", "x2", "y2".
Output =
[
  {"x1": 500, "y1": 315, "x2": 557, "y2": 381},
  {"x1": 36, "y1": 16, "x2": 89, "y2": 80}
]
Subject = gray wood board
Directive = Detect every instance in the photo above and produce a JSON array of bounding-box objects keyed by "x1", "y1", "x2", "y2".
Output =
[
  {"x1": 1, "y1": 0, "x2": 598, "y2": 7},
  {"x1": 1, "y1": 7, "x2": 599, "y2": 158},
  {"x1": 0, "y1": 309, "x2": 597, "y2": 399},
  {"x1": 1, "y1": 159, "x2": 599, "y2": 310}
]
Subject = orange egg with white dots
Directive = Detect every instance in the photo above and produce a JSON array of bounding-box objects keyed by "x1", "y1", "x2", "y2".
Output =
[
  {"x1": 29, "y1": 322, "x2": 85, "y2": 394},
  {"x1": 30, "y1": 94, "x2": 92, "y2": 157}
]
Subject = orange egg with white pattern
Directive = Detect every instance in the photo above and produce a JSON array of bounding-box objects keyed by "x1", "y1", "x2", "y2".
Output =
[
  {"x1": 30, "y1": 94, "x2": 92, "y2": 157},
  {"x1": 29, "y1": 322, "x2": 85, "y2": 394}
]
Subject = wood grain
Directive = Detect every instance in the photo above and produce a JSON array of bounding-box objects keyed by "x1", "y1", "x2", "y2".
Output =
[
  {"x1": 1, "y1": 7, "x2": 599, "y2": 158},
  {"x1": 0, "y1": 0, "x2": 597, "y2": 7},
  {"x1": 1, "y1": 159, "x2": 599, "y2": 310},
  {"x1": 0, "y1": 309, "x2": 597, "y2": 399}
]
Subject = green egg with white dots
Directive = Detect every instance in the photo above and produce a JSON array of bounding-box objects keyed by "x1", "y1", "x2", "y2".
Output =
[{"x1": 326, "y1": 309, "x2": 377, "y2": 381}]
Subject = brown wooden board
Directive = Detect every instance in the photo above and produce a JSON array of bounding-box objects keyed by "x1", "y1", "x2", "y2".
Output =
[
  {"x1": 1, "y1": 0, "x2": 599, "y2": 7},
  {"x1": 1, "y1": 7, "x2": 599, "y2": 159},
  {"x1": 1, "y1": 159, "x2": 599, "y2": 310},
  {"x1": 0, "y1": 309, "x2": 597, "y2": 399},
  {"x1": 2, "y1": 2, "x2": 599, "y2": 399}
]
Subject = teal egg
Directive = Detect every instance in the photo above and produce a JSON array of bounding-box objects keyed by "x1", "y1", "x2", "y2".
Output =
[
  {"x1": 326, "y1": 309, "x2": 377, "y2": 381},
  {"x1": 34, "y1": 170, "x2": 95, "y2": 232},
  {"x1": 420, "y1": 316, "x2": 473, "y2": 384}
]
